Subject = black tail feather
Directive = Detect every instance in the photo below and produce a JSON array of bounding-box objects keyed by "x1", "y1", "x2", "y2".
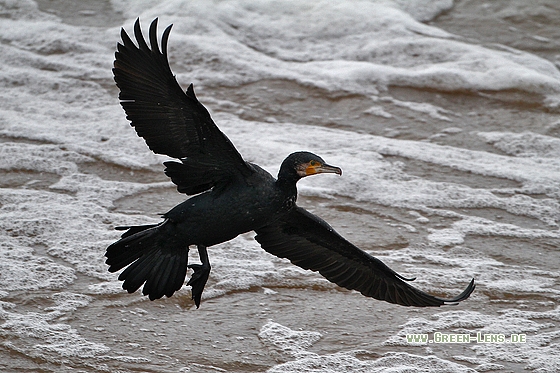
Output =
[
  {"x1": 115, "y1": 224, "x2": 158, "y2": 238},
  {"x1": 105, "y1": 220, "x2": 189, "y2": 300},
  {"x1": 106, "y1": 224, "x2": 160, "y2": 273}
]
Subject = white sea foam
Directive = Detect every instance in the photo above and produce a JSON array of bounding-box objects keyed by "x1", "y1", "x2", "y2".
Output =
[
  {"x1": 105, "y1": 0, "x2": 560, "y2": 105},
  {"x1": 380, "y1": 96, "x2": 454, "y2": 122},
  {"x1": 268, "y1": 352, "x2": 479, "y2": 373},
  {"x1": 0, "y1": 235, "x2": 76, "y2": 292},
  {"x1": 259, "y1": 321, "x2": 322, "y2": 358},
  {"x1": 0, "y1": 292, "x2": 110, "y2": 359},
  {"x1": 392, "y1": 0, "x2": 454, "y2": 22},
  {"x1": 260, "y1": 321, "x2": 478, "y2": 373},
  {"x1": 480, "y1": 131, "x2": 560, "y2": 159},
  {"x1": 0, "y1": 292, "x2": 151, "y2": 363}
]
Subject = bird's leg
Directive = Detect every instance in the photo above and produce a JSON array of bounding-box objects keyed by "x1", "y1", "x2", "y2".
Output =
[{"x1": 187, "y1": 245, "x2": 211, "y2": 308}]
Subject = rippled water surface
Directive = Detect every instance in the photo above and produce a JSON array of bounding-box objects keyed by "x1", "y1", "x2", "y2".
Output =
[{"x1": 1, "y1": 1, "x2": 559, "y2": 372}]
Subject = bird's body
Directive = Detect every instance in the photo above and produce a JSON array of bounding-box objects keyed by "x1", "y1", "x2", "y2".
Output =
[
  {"x1": 164, "y1": 162, "x2": 293, "y2": 246},
  {"x1": 106, "y1": 18, "x2": 475, "y2": 308}
]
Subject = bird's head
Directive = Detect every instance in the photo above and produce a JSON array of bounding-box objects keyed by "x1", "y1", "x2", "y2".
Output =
[{"x1": 278, "y1": 152, "x2": 342, "y2": 182}]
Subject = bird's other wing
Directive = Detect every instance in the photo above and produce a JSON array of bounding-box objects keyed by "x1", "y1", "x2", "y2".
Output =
[
  {"x1": 254, "y1": 207, "x2": 475, "y2": 307},
  {"x1": 113, "y1": 18, "x2": 252, "y2": 194}
]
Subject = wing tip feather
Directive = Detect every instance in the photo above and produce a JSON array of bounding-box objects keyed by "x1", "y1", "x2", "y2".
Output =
[
  {"x1": 186, "y1": 83, "x2": 196, "y2": 99},
  {"x1": 440, "y1": 278, "x2": 476, "y2": 305},
  {"x1": 162, "y1": 23, "x2": 173, "y2": 57}
]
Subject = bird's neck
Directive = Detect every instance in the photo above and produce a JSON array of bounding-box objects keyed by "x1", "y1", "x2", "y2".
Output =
[
  {"x1": 276, "y1": 164, "x2": 302, "y2": 209},
  {"x1": 276, "y1": 173, "x2": 299, "y2": 201},
  {"x1": 275, "y1": 176, "x2": 298, "y2": 211},
  {"x1": 276, "y1": 175, "x2": 298, "y2": 193}
]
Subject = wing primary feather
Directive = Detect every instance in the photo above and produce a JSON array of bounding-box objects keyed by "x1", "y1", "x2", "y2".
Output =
[
  {"x1": 161, "y1": 24, "x2": 173, "y2": 58},
  {"x1": 119, "y1": 27, "x2": 135, "y2": 50},
  {"x1": 148, "y1": 18, "x2": 161, "y2": 54},
  {"x1": 186, "y1": 83, "x2": 196, "y2": 100},
  {"x1": 394, "y1": 273, "x2": 416, "y2": 282},
  {"x1": 134, "y1": 18, "x2": 150, "y2": 53}
]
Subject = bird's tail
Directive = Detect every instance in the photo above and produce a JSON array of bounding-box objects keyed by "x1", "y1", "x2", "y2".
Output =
[{"x1": 105, "y1": 219, "x2": 189, "y2": 300}]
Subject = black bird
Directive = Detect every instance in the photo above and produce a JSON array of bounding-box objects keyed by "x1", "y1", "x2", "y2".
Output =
[{"x1": 106, "y1": 18, "x2": 475, "y2": 308}]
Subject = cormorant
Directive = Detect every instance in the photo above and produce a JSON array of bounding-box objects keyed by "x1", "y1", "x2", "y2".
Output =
[{"x1": 106, "y1": 18, "x2": 475, "y2": 308}]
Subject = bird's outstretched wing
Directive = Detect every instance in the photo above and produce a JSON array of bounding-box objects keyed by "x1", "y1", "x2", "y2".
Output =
[
  {"x1": 255, "y1": 207, "x2": 475, "y2": 307},
  {"x1": 113, "y1": 18, "x2": 252, "y2": 194}
]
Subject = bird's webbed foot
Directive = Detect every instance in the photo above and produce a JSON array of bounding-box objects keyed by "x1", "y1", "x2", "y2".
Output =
[{"x1": 187, "y1": 245, "x2": 211, "y2": 308}]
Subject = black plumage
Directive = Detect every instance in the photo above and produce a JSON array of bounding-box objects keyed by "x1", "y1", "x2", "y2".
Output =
[{"x1": 106, "y1": 18, "x2": 475, "y2": 308}]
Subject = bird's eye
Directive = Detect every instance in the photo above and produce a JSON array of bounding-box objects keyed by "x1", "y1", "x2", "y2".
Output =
[{"x1": 310, "y1": 160, "x2": 318, "y2": 166}]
